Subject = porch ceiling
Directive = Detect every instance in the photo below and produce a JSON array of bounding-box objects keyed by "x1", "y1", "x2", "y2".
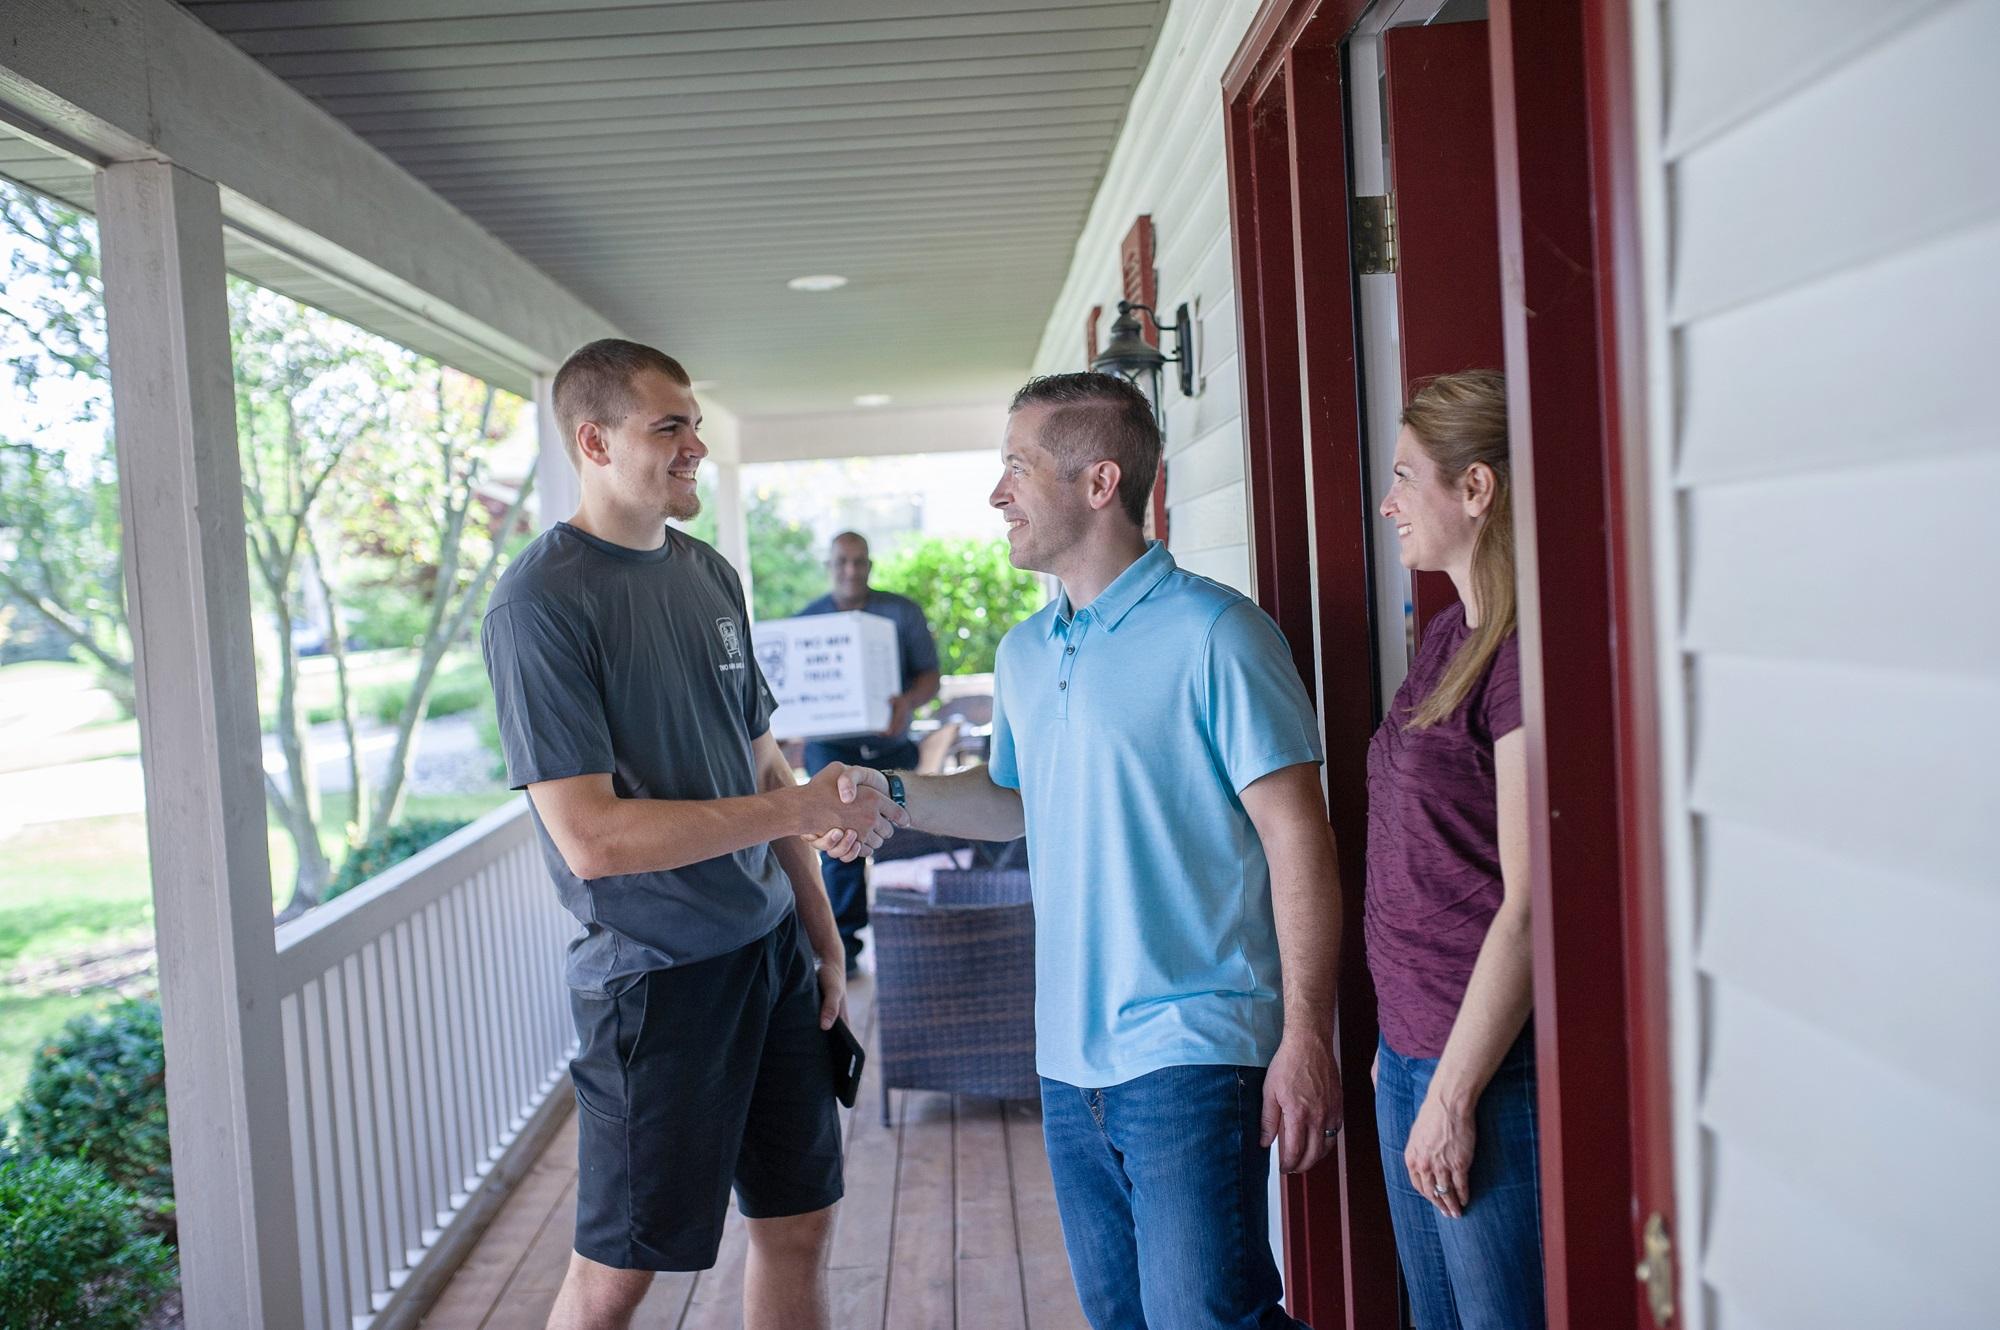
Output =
[{"x1": 179, "y1": 0, "x2": 1170, "y2": 415}]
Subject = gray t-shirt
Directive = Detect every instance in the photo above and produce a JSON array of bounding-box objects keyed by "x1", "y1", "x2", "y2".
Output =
[{"x1": 481, "y1": 522, "x2": 792, "y2": 995}]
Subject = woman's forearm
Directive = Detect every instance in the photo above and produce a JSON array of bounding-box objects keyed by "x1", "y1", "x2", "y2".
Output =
[{"x1": 1429, "y1": 897, "x2": 1534, "y2": 1113}]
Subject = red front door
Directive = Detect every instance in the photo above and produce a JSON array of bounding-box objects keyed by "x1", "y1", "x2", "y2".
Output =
[{"x1": 1383, "y1": 19, "x2": 1505, "y2": 641}]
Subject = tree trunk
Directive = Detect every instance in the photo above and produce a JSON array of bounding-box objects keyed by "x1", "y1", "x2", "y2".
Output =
[
  {"x1": 267, "y1": 590, "x2": 332, "y2": 914},
  {"x1": 304, "y1": 523, "x2": 367, "y2": 846},
  {"x1": 368, "y1": 463, "x2": 534, "y2": 835}
]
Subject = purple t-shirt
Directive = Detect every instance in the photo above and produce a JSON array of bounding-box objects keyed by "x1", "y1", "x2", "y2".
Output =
[{"x1": 1364, "y1": 603, "x2": 1522, "y2": 1058}]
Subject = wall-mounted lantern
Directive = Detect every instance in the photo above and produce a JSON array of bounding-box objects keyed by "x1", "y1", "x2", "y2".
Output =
[{"x1": 1090, "y1": 299, "x2": 1195, "y2": 426}]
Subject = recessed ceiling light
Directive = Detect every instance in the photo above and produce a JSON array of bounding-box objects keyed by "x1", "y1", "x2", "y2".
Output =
[
  {"x1": 853, "y1": 393, "x2": 893, "y2": 407},
  {"x1": 787, "y1": 274, "x2": 848, "y2": 292}
]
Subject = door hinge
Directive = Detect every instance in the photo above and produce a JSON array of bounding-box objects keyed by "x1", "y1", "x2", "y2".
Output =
[
  {"x1": 1353, "y1": 193, "x2": 1396, "y2": 274},
  {"x1": 1636, "y1": 1211, "x2": 1676, "y2": 1326}
]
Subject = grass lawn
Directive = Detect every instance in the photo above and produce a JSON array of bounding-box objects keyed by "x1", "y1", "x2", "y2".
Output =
[{"x1": 0, "y1": 787, "x2": 515, "y2": 1118}]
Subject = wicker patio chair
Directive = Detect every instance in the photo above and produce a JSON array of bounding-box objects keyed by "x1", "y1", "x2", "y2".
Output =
[
  {"x1": 929, "y1": 867, "x2": 1032, "y2": 906},
  {"x1": 871, "y1": 885, "x2": 1037, "y2": 1125}
]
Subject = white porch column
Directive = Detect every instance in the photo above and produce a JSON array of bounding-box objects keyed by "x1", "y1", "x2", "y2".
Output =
[
  {"x1": 712, "y1": 460, "x2": 753, "y2": 606},
  {"x1": 95, "y1": 160, "x2": 305, "y2": 1329},
  {"x1": 533, "y1": 372, "x2": 580, "y2": 531}
]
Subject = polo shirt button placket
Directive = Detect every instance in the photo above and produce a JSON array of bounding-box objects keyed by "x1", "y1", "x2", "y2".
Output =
[{"x1": 1057, "y1": 614, "x2": 1087, "y2": 720}]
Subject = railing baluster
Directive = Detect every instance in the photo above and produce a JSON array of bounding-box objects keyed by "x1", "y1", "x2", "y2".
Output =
[
  {"x1": 492, "y1": 862, "x2": 526, "y2": 1126},
  {"x1": 387, "y1": 920, "x2": 426, "y2": 1263},
  {"x1": 422, "y1": 898, "x2": 465, "y2": 1217},
  {"x1": 498, "y1": 861, "x2": 534, "y2": 1125},
  {"x1": 471, "y1": 872, "x2": 508, "y2": 1157},
  {"x1": 445, "y1": 888, "x2": 482, "y2": 1197},
  {"x1": 363, "y1": 937, "x2": 408, "y2": 1286},
  {"x1": 520, "y1": 858, "x2": 551, "y2": 1092},
  {"x1": 352, "y1": 944, "x2": 391, "y2": 1301},
  {"x1": 301, "y1": 979, "x2": 342, "y2": 1330},
  {"x1": 282, "y1": 992, "x2": 325, "y2": 1330},
  {"x1": 318, "y1": 962, "x2": 362, "y2": 1327}
]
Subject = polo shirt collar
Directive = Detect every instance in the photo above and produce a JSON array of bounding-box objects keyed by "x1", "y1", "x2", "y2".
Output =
[{"x1": 1047, "y1": 541, "x2": 1176, "y2": 637}]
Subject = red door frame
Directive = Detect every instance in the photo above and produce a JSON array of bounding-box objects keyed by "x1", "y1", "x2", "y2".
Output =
[
  {"x1": 1577, "y1": 0, "x2": 1680, "y2": 1317},
  {"x1": 1223, "y1": 2, "x2": 1673, "y2": 1327},
  {"x1": 1225, "y1": 5, "x2": 1391, "y2": 1327}
]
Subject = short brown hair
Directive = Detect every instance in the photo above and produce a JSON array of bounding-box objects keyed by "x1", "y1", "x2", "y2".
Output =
[
  {"x1": 552, "y1": 339, "x2": 691, "y2": 468},
  {"x1": 1008, "y1": 373, "x2": 1160, "y2": 526}
]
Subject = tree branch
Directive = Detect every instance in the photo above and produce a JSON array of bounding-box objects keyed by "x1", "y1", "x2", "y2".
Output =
[{"x1": 0, "y1": 564, "x2": 131, "y2": 678}]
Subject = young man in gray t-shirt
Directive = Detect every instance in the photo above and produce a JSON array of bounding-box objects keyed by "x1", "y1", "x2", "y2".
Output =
[{"x1": 481, "y1": 340, "x2": 902, "y2": 1330}]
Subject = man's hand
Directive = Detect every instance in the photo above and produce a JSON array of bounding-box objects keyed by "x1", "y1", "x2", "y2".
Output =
[
  {"x1": 1261, "y1": 1031, "x2": 1344, "y2": 1174},
  {"x1": 815, "y1": 949, "x2": 848, "y2": 1031},
  {"x1": 806, "y1": 767, "x2": 907, "y2": 862},
  {"x1": 801, "y1": 764, "x2": 908, "y2": 861},
  {"x1": 882, "y1": 693, "x2": 916, "y2": 738},
  {"x1": 795, "y1": 763, "x2": 899, "y2": 852}
]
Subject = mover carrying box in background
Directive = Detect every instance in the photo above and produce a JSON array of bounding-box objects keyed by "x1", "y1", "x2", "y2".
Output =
[{"x1": 753, "y1": 611, "x2": 900, "y2": 740}]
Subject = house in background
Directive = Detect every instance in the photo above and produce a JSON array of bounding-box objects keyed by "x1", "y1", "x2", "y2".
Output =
[{"x1": 0, "y1": 1, "x2": 1991, "y2": 1327}]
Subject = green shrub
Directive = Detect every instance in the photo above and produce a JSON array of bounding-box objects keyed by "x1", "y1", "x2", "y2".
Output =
[
  {"x1": 12, "y1": 1000, "x2": 173, "y2": 1231},
  {"x1": 0, "y1": 1155, "x2": 177, "y2": 1330},
  {"x1": 363, "y1": 659, "x2": 488, "y2": 724},
  {"x1": 873, "y1": 537, "x2": 1047, "y2": 675},
  {"x1": 327, "y1": 817, "x2": 472, "y2": 899}
]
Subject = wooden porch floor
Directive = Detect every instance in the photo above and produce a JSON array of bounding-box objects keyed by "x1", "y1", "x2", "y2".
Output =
[{"x1": 419, "y1": 970, "x2": 1088, "y2": 1330}]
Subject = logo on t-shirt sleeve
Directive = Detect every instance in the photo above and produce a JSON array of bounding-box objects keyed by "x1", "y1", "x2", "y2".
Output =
[{"x1": 716, "y1": 616, "x2": 743, "y2": 660}]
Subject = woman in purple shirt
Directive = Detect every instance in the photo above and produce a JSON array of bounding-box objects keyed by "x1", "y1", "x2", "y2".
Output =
[{"x1": 1367, "y1": 370, "x2": 1543, "y2": 1329}]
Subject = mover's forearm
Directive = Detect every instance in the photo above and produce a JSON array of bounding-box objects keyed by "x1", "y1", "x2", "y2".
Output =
[
  {"x1": 770, "y1": 825, "x2": 843, "y2": 963},
  {"x1": 545, "y1": 786, "x2": 807, "y2": 879}
]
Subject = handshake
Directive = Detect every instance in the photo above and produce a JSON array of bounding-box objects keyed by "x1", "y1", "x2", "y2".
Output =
[{"x1": 795, "y1": 763, "x2": 911, "y2": 863}]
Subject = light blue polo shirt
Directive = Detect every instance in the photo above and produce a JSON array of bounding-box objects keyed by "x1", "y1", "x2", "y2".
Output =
[{"x1": 988, "y1": 542, "x2": 1323, "y2": 1087}]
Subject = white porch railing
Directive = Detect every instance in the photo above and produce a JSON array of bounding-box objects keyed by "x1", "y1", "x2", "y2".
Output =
[{"x1": 273, "y1": 799, "x2": 575, "y2": 1330}]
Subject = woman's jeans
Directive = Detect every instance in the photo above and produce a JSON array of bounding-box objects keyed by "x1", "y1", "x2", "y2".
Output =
[
  {"x1": 1374, "y1": 1032, "x2": 1546, "y2": 1330},
  {"x1": 1041, "y1": 1065, "x2": 1307, "y2": 1330}
]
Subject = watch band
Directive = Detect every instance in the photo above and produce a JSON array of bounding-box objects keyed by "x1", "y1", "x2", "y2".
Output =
[{"x1": 885, "y1": 771, "x2": 908, "y2": 808}]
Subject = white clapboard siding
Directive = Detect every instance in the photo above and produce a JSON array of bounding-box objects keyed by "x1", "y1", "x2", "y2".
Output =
[
  {"x1": 1669, "y1": 0, "x2": 2000, "y2": 324},
  {"x1": 1639, "y1": 1, "x2": 2000, "y2": 1326},
  {"x1": 1664, "y1": 0, "x2": 1950, "y2": 156},
  {"x1": 1032, "y1": 0, "x2": 1266, "y2": 595}
]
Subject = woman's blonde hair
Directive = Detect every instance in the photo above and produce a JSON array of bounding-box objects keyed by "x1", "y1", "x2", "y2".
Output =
[{"x1": 1400, "y1": 369, "x2": 1515, "y2": 729}]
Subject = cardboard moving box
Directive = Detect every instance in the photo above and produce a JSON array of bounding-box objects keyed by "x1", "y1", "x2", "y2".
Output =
[{"x1": 752, "y1": 611, "x2": 900, "y2": 740}]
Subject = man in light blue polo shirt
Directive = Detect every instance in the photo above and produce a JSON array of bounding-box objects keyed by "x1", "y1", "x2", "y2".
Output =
[{"x1": 833, "y1": 373, "x2": 1345, "y2": 1328}]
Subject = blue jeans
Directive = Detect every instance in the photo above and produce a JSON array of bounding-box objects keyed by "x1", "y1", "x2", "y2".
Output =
[
  {"x1": 1374, "y1": 1032, "x2": 1545, "y2": 1330},
  {"x1": 802, "y1": 736, "x2": 918, "y2": 963},
  {"x1": 1040, "y1": 1065, "x2": 1306, "y2": 1330}
]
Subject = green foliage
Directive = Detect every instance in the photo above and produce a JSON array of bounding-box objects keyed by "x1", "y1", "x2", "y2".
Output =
[
  {"x1": 342, "y1": 581, "x2": 435, "y2": 652},
  {"x1": 327, "y1": 817, "x2": 472, "y2": 899},
  {"x1": 746, "y1": 489, "x2": 825, "y2": 623},
  {"x1": 12, "y1": 1000, "x2": 173, "y2": 1228},
  {"x1": 385, "y1": 661, "x2": 488, "y2": 723},
  {"x1": 0, "y1": 1155, "x2": 177, "y2": 1330},
  {"x1": 303, "y1": 658, "x2": 488, "y2": 727},
  {"x1": 873, "y1": 538, "x2": 1046, "y2": 675},
  {"x1": 0, "y1": 182, "x2": 130, "y2": 698}
]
